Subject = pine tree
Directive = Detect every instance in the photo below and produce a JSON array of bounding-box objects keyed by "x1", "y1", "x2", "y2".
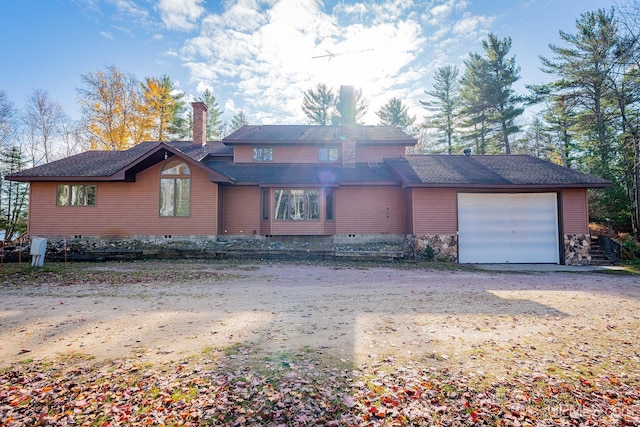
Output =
[
  {"x1": 354, "y1": 89, "x2": 369, "y2": 125},
  {"x1": 480, "y1": 34, "x2": 523, "y2": 154},
  {"x1": 376, "y1": 98, "x2": 416, "y2": 133},
  {"x1": 198, "y1": 89, "x2": 223, "y2": 140},
  {"x1": 302, "y1": 83, "x2": 337, "y2": 126},
  {"x1": 0, "y1": 145, "x2": 28, "y2": 240},
  {"x1": 229, "y1": 110, "x2": 249, "y2": 133},
  {"x1": 540, "y1": 10, "x2": 618, "y2": 177},
  {"x1": 0, "y1": 88, "x2": 15, "y2": 147},
  {"x1": 140, "y1": 75, "x2": 188, "y2": 141},
  {"x1": 422, "y1": 65, "x2": 460, "y2": 154}
]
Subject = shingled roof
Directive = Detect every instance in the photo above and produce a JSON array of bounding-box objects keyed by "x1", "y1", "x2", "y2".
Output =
[
  {"x1": 167, "y1": 141, "x2": 233, "y2": 161},
  {"x1": 7, "y1": 143, "x2": 163, "y2": 181},
  {"x1": 385, "y1": 155, "x2": 611, "y2": 188},
  {"x1": 223, "y1": 125, "x2": 417, "y2": 146},
  {"x1": 8, "y1": 138, "x2": 610, "y2": 190},
  {"x1": 7, "y1": 142, "x2": 232, "y2": 183},
  {"x1": 204, "y1": 161, "x2": 399, "y2": 186}
]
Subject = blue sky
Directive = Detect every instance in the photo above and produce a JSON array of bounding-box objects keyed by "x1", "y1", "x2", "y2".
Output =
[{"x1": 0, "y1": 0, "x2": 617, "y2": 127}]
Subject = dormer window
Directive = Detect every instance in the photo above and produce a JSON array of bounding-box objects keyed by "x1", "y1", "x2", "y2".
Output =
[
  {"x1": 160, "y1": 160, "x2": 190, "y2": 217},
  {"x1": 319, "y1": 147, "x2": 339, "y2": 162},
  {"x1": 253, "y1": 147, "x2": 273, "y2": 161}
]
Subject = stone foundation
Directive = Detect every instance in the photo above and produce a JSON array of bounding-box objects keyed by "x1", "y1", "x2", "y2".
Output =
[
  {"x1": 412, "y1": 234, "x2": 458, "y2": 262},
  {"x1": 564, "y1": 234, "x2": 591, "y2": 266}
]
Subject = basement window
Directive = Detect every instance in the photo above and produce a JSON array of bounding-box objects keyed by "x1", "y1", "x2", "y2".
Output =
[
  {"x1": 274, "y1": 189, "x2": 319, "y2": 220},
  {"x1": 56, "y1": 184, "x2": 96, "y2": 206},
  {"x1": 253, "y1": 147, "x2": 273, "y2": 161},
  {"x1": 160, "y1": 160, "x2": 190, "y2": 217}
]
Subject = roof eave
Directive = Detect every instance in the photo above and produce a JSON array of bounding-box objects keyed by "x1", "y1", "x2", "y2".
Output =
[
  {"x1": 7, "y1": 143, "x2": 233, "y2": 184},
  {"x1": 401, "y1": 182, "x2": 612, "y2": 189},
  {"x1": 6, "y1": 176, "x2": 114, "y2": 182},
  {"x1": 357, "y1": 140, "x2": 417, "y2": 146}
]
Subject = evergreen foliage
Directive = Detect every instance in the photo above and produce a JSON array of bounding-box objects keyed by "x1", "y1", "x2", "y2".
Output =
[
  {"x1": 198, "y1": 89, "x2": 223, "y2": 140},
  {"x1": 0, "y1": 145, "x2": 28, "y2": 240},
  {"x1": 376, "y1": 97, "x2": 416, "y2": 133}
]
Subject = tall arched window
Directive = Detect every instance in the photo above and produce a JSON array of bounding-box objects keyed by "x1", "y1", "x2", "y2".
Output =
[{"x1": 160, "y1": 160, "x2": 191, "y2": 217}]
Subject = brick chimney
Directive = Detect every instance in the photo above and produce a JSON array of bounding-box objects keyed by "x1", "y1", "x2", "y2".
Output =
[
  {"x1": 191, "y1": 101, "x2": 208, "y2": 146},
  {"x1": 339, "y1": 86, "x2": 356, "y2": 167}
]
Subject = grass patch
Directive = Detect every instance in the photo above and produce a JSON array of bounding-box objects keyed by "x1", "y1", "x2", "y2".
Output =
[
  {"x1": 0, "y1": 261, "x2": 242, "y2": 291},
  {"x1": 617, "y1": 259, "x2": 640, "y2": 274}
]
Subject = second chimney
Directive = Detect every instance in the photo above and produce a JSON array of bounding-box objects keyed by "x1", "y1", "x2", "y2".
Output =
[
  {"x1": 339, "y1": 86, "x2": 356, "y2": 168},
  {"x1": 191, "y1": 101, "x2": 208, "y2": 146}
]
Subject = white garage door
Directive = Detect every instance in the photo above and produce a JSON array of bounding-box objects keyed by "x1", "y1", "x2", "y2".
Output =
[{"x1": 458, "y1": 193, "x2": 559, "y2": 264}]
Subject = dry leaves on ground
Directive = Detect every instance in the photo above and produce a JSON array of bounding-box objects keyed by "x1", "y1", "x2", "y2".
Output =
[{"x1": 2, "y1": 347, "x2": 640, "y2": 426}]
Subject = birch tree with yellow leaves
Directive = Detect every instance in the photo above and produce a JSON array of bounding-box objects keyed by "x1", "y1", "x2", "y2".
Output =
[{"x1": 77, "y1": 65, "x2": 145, "y2": 150}]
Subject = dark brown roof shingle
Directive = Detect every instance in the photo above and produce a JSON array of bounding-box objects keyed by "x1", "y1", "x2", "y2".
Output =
[
  {"x1": 223, "y1": 125, "x2": 416, "y2": 145},
  {"x1": 8, "y1": 143, "x2": 162, "y2": 179},
  {"x1": 385, "y1": 155, "x2": 611, "y2": 188},
  {"x1": 205, "y1": 161, "x2": 399, "y2": 185}
]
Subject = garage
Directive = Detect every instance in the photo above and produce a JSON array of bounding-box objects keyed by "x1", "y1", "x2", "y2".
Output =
[{"x1": 458, "y1": 193, "x2": 560, "y2": 264}]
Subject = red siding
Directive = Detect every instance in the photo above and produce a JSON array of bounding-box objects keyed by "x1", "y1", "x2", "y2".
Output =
[
  {"x1": 234, "y1": 144, "x2": 405, "y2": 164},
  {"x1": 335, "y1": 186, "x2": 405, "y2": 234},
  {"x1": 234, "y1": 145, "x2": 339, "y2": 164},
  {"x1": 405, "y1": 188, "x2": 414, "y2": 234},
  {"x1": 271, "y1": 220, "x2": 323, "y2": 235},
  {"x1": 356, "y1": 146, "x2": 405, "y2": 162},
  {"x1": 28, "y1": 162, "x2": 218, "y2": 238},
  {"x1": 562, "y1": 188, "x2": 589, "y2": 234},
  {"x1": 221, "y1": 186, "x2": 261, "y2": 235},
  {"x1": 411, "y1": 188, "x2": 457, "y2": 235}
]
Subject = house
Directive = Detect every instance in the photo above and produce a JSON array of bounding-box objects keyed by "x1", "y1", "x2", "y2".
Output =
[{"x1": 7, "y1": 86, "x2": 610, "y2": 265}]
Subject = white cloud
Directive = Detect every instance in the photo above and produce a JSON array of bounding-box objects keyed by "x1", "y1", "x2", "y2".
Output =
[
  {"x1": 107, "y1": 0, "x2": 150, "y2": 25},
  {"x1": 100, "y1": 31, "x2": 114, "y2": 40},
  {"x1": 224, "y1": 99, "x2": 237, "y2": 113},
  {"x1": 452, "y1": 13, "x2": 494, "y2": 37},
  {"x1": 179, "y1": 0, "x2": 428, "y2": 123},
  {"x1": 425, "y1": 0, "x2": 468, "y2": 25},
  {"x1": 176, "y1": 0, "x2": 495, "y2": 124},
  {"x1": 157, "y1": 0, "x2": 205, "y2": 31}
]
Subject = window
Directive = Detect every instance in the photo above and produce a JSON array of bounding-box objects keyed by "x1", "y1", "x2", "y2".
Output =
[
  {"x1": 261, "y1": 189, "x2": 270, "y2": 220},
  {"x1": 160, "y1": 160, "x2": 190, "y2": 217},
  {"x1": 57, "y1": 185, "x2": 96, "y2": 206},
  {"x1": 319, "y1": 147, "x2": 339, "y2": 162},
  {"x1": 253, "y1": 147, "x2": 273, "y2": 161},
  {"x1": 325, "y1": 188, "x2": 334, "y2": 221},
  {"x1": 274, "y1": 189, "x2": 319, "y2": 220}
]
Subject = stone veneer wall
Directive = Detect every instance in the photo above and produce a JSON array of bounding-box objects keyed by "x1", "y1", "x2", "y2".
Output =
[
  {"x1": 564, "y1": 234, "x2": 591, "y2": 266},
  {"x1": 412, "y1": 234, "x2": 458, "y2": 262}
]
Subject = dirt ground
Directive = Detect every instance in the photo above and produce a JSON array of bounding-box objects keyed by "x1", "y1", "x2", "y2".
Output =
[{"x1": 1, "y1": 261, "x2": 639, "y2": 377}]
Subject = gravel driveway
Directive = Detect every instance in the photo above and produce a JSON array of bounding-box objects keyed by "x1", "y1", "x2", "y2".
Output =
[{"x1": 1, "y1": 261, "x2": 638, "y2": 377}]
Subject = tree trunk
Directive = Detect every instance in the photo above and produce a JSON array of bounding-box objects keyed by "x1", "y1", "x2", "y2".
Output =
[{"x1": 501, "y1": 119, "x2": 511, "y2": 154}]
